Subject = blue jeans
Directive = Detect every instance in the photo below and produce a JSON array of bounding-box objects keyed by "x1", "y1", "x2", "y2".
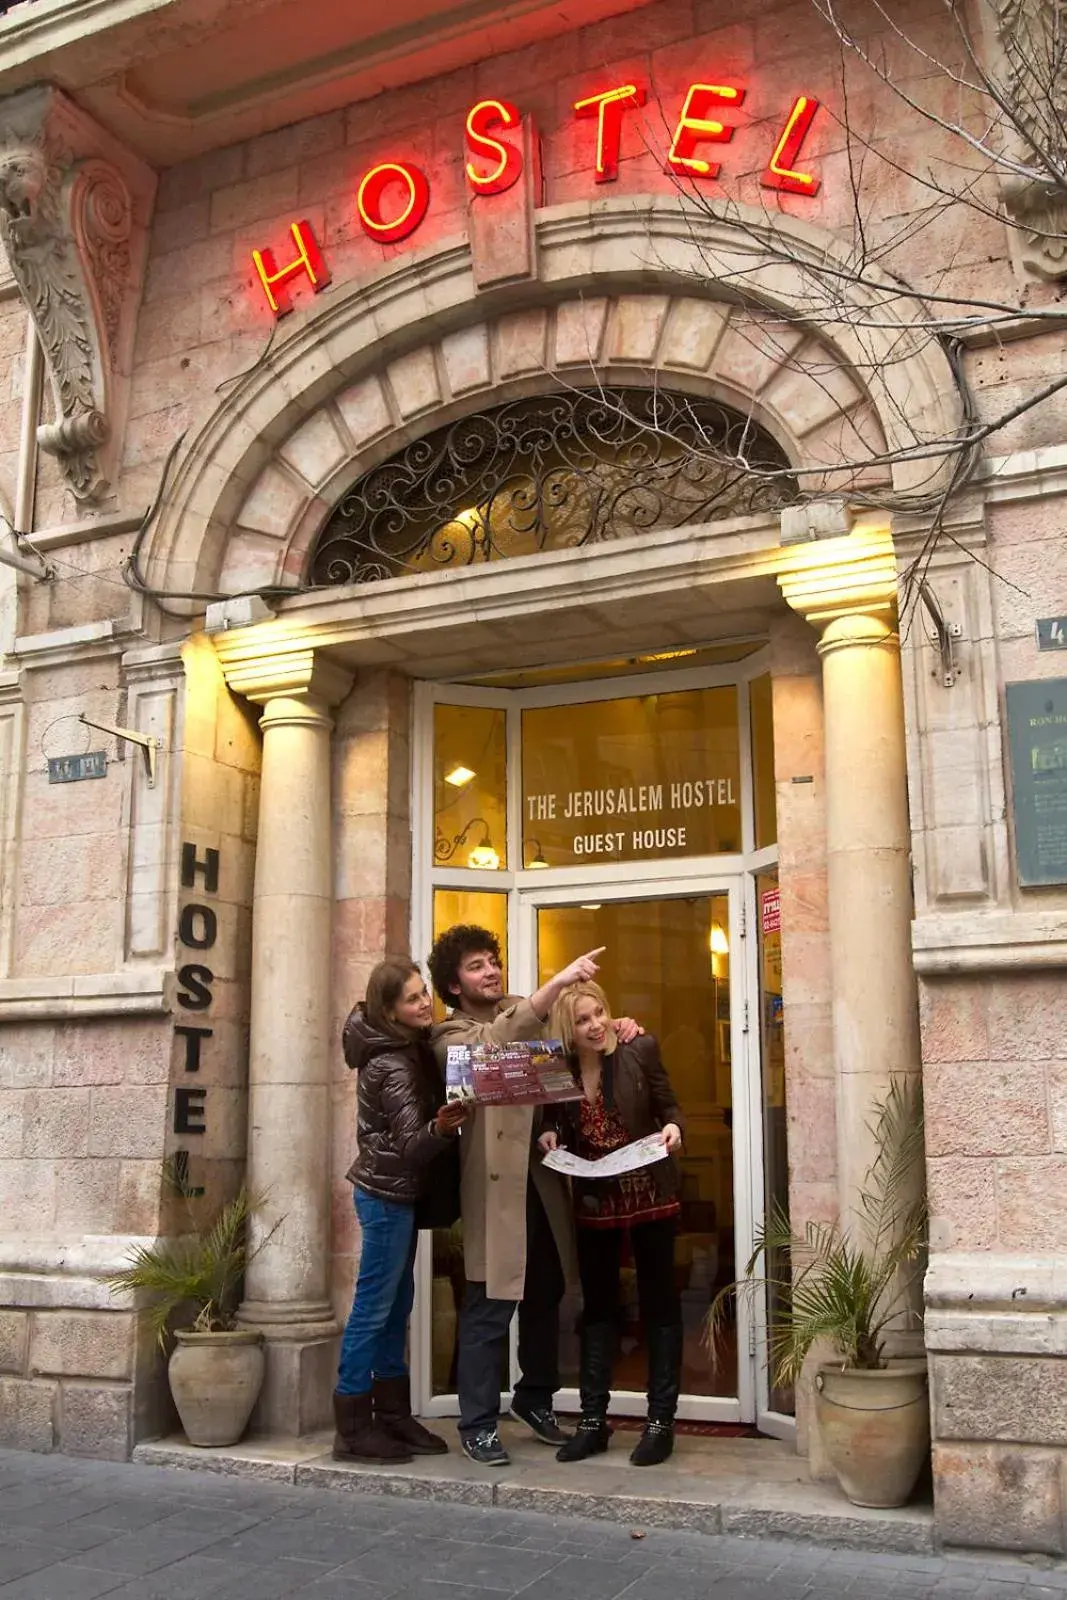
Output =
[{"x1": 336, "y1": 1188, "x2": 417, "y2": 1396}]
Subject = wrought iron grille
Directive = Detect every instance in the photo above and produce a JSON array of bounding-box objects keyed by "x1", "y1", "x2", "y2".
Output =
[{"x1": 308, "y1": 386, "x2": 796, "y2": 587}]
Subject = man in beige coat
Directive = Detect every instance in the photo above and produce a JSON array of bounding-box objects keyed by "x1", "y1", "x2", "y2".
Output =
[{"x1": 429, "y1": 924, "x2": 640, "y2": 1466}]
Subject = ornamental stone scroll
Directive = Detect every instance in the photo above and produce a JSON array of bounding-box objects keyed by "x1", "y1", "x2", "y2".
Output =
[
  {"x1": 988, "y1": 0, "x2": 1067, "y2": 280},
  {"x1": 0, "y1": 86, "x2": 156, "y2": 501}
]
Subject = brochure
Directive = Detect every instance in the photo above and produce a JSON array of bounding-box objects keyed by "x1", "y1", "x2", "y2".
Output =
[
  {"x1": 541, "y1": 1131, "x2": 670, "y2": 1179},
  {"x1": 445, "y1": 1039, "x2": 583, "y2": 1107}
]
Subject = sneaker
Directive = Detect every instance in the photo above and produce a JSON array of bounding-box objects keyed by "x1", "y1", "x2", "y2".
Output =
[
  {"x1": 461, "y1": 1427, "x2": 510, "y2": 1466},
  {"x1": 509, "y1": 1399, "x2": 574, "y2": 1446}
]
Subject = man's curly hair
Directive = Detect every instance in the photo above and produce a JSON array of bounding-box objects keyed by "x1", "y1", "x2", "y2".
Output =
[{"x1": 427, "y1": 924, "x2": 502, "y2": 1006}]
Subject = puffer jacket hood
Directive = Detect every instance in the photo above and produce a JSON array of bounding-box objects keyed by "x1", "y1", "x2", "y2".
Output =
[{"x1": 342, "y1": 1005, "x2": 402, "y2": 1073}]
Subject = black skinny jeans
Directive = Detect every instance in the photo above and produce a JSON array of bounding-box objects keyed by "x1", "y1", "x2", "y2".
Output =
[{"x1": 576, "y1": 1216, "x2": 681, "y2": 1331}]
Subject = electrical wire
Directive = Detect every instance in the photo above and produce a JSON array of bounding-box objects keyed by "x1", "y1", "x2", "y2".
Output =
[{"x1": 121, "y1": 431, "x2": 308, "y2": 615}]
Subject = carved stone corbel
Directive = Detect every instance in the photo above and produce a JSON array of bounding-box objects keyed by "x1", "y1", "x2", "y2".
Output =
[
  {"x1": 991, "y1": 0, "x2": 1067, "y2": 280},
  {"x1": 0, "y1": 86, "x2": 157, "y2": 501}
]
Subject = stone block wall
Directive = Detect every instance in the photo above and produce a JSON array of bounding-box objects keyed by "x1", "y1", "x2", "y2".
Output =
[
  {"x1": 329, "y1": 671, "x2": 412, "y2": 1321},
  {"x1": 0, "y1": 1307, "x2": 163, "y2": 1459},
  {"x1": 110, "y1": 0, "x2": 1020, "y2": 548},
  {"x1": 0, "y1": 636, "x2": 258, "y2": 1457},
  {"x1": 913, "y1": 480, "x2": 1067, "y2": 1549}
]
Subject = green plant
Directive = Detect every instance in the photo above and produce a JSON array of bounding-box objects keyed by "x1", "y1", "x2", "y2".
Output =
[
  {"x1": 707, "y1": 1076, "x2": 926, "y2": 1385},
  {"x1": 108, "y1": 1165, "x2": 271, "y2": 1349}
]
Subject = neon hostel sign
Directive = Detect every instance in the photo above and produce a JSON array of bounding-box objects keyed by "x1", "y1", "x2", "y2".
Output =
[{"x1": 251, "y1": 86, "x2": 822, "y2": 316}]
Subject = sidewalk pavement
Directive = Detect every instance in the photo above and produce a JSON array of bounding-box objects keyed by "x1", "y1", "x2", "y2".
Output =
[{"x1": 2, "y1": 1443, "x2": 1067, "y2": 1599}]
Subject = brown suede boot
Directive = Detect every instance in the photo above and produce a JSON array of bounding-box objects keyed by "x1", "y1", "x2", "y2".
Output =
[
  {"x1": 332, "y1": 1390, "x2": 413, "y2": 1464},
  {"x1": 372, "y1": 1375, "x2": 448, "y2": 1455}
]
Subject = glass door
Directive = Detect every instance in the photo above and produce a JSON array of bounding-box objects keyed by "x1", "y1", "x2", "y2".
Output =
[{"x1": 516, "y1": 878, "x2": 757, "y2": 1424}]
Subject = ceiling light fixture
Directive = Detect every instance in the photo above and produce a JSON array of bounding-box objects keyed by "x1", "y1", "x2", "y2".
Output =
[{"x1": 445, "y1": 764, "x2": 476, "y2": 787}]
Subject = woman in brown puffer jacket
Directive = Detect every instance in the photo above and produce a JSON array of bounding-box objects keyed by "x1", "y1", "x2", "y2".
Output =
[{"x1": 333, "y1": 958, "x2": 466, "y2": 1465}]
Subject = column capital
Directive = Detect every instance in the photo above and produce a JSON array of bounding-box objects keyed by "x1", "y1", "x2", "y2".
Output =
[
  {"x1": 215, "y1": 640, "x2": 354, "y2": 710},
  {"x1": 776, "y1": 526, "x2": 899, "y2": 635}
]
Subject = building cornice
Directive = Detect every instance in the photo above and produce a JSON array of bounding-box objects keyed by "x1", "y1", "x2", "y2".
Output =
[
  {"x1": 0, "y1": 966, "x2": 170, "y2": 1020},
  {"x1": 913, "y1": 909, "x2": 1067, "y2": 974}
]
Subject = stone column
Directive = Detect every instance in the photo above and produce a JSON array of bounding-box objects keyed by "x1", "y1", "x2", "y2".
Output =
[
  {"x1": 778, "y1": 524, "x2": 921, "y2": 1236},
  {"x1": 220, "y1": 646, "x2": 353, "y2": 1435}
]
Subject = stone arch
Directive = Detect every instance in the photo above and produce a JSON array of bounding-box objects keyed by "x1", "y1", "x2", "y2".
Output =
[{"x1": 143, "y1": 196, "x2": 964, "y2": 598}]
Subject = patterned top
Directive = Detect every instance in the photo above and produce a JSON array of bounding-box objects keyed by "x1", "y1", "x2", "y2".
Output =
[{"x1": 572, "y1": 1085, "x2": 681, "y2": 1230}]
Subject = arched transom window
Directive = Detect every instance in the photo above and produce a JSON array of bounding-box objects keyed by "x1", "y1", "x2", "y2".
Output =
[{"x1": 309, "y1": 386, "x2": 796, "y2": 587}]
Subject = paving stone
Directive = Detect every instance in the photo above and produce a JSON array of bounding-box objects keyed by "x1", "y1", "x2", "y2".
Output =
[
  {"x1": 99, "y1": 1553, "x2": 333, "y2": 1600},
  {"x1": 511, "y1": 1553, "x2": 659, "y2": 1598},
  {"x1": 0, "y1": 1562, "x2": 127, "y2": 1598},
  {"x1": 0, "y1": 1448, "x2": 1059, "y2": 1597},
  {"x1": 411, "y1": 1540, "x2": 561, "y2": 1590},
  {"x1": 0, "y1": 1544, "x2": 62, "y2": 1583},
  {"x1": 74, "y1": 1526, "x2": 242, "y2": 1576}
]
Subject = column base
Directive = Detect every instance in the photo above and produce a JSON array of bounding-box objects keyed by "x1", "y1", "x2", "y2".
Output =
[
  {"x1": 238, "y1": 1303, "x2": 340, "y2": 1436},
  {"x1": 248, "y1": 1329, "x2": 340, "y2": 1437}
]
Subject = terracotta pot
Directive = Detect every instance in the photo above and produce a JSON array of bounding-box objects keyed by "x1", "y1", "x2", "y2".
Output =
[
  {"x1": 168, "y1": 1329, "x2": 265, "y2": 1447},
  {"x1": 815, "y1": 1359, "x2": 930, "y2": 1508}
]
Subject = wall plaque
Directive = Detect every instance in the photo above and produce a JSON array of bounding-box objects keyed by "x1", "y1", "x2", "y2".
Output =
[
  {"x1": 47, "y1": 751, "x2": 107, "y2": 783},
  {"x1": 1036, "y1": 618, "x2": 1067, "y2": 651},
  {"x1": 1006, "y1": 678, "x2": 1067, "y2": 885}
]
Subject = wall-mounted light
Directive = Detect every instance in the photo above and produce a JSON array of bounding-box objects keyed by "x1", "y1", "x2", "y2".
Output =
[
  {"x1": 467, "y1": 830, "x2": 501, "y2": 871},
  {"x1": 445, "y1": 764, "x2": 476, "y2": 787},
  {"x1": 526, "y1": 838, "x2": 549, "y2": 869},
  {"x1": 435, "y1": 816, "x2": 500, "y2": 870},
  {"x1": 709, "y1": 923, "x2": 730, "y2": 956}
]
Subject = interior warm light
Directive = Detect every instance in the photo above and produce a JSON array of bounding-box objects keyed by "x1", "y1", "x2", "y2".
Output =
[
  {"x1": 581, "y1": 903, "x2": 602, "y2": 910},
  {"x1": 526, "y1": 838, "x2": 550, "y2": 869},
  {"x1": 709, "y1": 924, "x2": 730, "y2": 956},
  {"x1": 467, "y1": 841, "x2": 501, "y2": 871},
  {"x1": 637, "y1": 649, "x2": 697, "y2": 665},
  {"x1": 445, "y1": 765, "x2": 476, "y2": 787}
]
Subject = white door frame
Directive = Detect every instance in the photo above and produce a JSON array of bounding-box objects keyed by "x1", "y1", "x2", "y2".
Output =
[
  {"x1": 409, "y1": 659, "x2": 794, "y2": 1434},
  {"x1": 514, "y1": 871, "x2": 754, "y2": 1425}
]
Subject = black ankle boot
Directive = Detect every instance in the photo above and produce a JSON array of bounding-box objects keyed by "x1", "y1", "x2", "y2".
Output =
[
  {"x1": 629, "y1": 1418, "x2": 674, "y2": 1466},
  {"x1": 557, "y1": 1416, "x2": 612, "y2": 1462},
  {"x1": 631, "y1": 1323, "x2": 683, "y2": 1468},
  {"x1": 557, "y1": 1321, "x2": 615, "y2": 1463}
]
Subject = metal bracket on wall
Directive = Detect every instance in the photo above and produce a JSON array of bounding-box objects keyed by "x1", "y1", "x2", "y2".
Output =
[
  {"x1": 918, "y1": 583, "x2": 963, "y2": 688},
  {"x1": 79, "y1": 713, "x2": 163, "y2": 786}
]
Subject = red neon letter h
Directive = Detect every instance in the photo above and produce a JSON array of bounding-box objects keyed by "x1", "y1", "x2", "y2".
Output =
[{"x1": 251, "y1": 220, "x2": 330, "y2": 316}]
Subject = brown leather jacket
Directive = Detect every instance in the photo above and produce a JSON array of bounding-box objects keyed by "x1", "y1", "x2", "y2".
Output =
[
  {"x1": 546, "y1": 1033, "x2": 686, "y2": 1202},
  {"x1": 343, "y1": 1007, "x2": 453, "y2": 1203}
]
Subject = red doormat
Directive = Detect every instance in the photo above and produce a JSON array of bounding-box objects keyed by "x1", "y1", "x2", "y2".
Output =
[{"x1": 558, "y1": 1418, "x2": 759, "y2": 1439}]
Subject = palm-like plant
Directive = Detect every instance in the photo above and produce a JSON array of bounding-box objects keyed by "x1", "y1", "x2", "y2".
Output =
[
  {"x1": 708, "y1": 1076, "x2": 926, "y2": 1385},
  {"x1": 108, "y1": 1171, "x2": 268, "y2": 1350}
]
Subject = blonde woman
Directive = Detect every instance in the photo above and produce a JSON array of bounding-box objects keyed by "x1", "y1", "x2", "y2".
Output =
[{"x1": 539, "y1": 981, "x2": 684, "y2": 1466}]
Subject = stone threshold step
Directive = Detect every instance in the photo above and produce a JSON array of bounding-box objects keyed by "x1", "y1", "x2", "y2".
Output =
[{"x1": 133, "y1": 1434, "x2": 936, "y2": 1557}]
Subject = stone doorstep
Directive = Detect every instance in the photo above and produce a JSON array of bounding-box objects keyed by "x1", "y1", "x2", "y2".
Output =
[{"x1": 132, "y1": 1421, "x2": 936, "y2": 1556}]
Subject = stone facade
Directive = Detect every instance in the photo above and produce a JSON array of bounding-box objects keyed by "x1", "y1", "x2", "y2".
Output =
[{"x1": 0, "y1": 0, "x2": 1062, "y2": 1558}]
